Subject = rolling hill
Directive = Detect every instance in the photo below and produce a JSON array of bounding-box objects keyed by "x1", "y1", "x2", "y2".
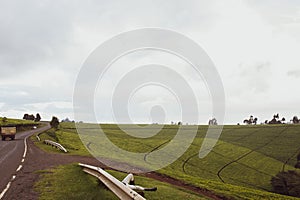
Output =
[{"x1": 35, "y1": 123, "x2": 300, "y2": 199}]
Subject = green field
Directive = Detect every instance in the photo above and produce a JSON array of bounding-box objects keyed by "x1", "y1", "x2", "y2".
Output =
[
  {"x1": 35, "y1": 163, "x2": 207, "y2": 200},
  {"x1": 0, "y1": 117, "x2": 39, "y2": 133},
  {"x1": 0, "y1": 117, "x2": 38, "y2": 127},
  {"x1": 34, "y1": 122, "x2": 300, "y2": 199}
]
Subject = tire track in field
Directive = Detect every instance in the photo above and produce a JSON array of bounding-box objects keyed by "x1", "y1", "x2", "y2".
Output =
[
  {"x1": 86, "y1": 142, "x2": 92, "y2": 151},
  {"x1": 278, "y1": 126, "x2": 300, "y2": 171},
  {"x1": 212, "y1": 150, "x2": 274, "y2": 177},
  {"x1": 111, "y1": 137, "x2": 219, "y2": 179},
  {"x1": 68, "y1": 125, "x2": 291, "y2": 187},
  {"x1": 217, "y1": 127, "x2": 289, "y2": 183},
  {"x1": 182, "y1": 147, "x2": 274, "y2": 182},
  {"x1": 143, "y1": 140, "x2": 171, "y2": 163},
  {"x1": 182, "y1": 128, "x2": 262, "y2": 175},
  {"x1": 142, "y1": 138, "x2": 219, "y2": 176},
  {"x1": 282, "y1": 146, "x2": 300, "y2": 171},
  {"x1": 140, "y1": 128, "x2": 231, "y2": 176},
  {"x1": 182, "y1": 152, "x2": 217, "y2": 176},
  {"x1": 182, "y1": 127, "x2": 289, "y2": 187}
]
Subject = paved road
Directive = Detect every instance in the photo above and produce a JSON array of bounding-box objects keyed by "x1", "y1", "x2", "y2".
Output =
[{"x1": 0, "y1": 123, "x2": 51, "y2": 198}]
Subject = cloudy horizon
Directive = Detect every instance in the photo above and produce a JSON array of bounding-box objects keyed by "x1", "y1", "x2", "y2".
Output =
[{"x1": 1, "y1": 0, "x2": 300, "y2": 124}]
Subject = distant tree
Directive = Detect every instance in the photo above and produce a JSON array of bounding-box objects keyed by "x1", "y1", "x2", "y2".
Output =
[
  {"x1": 61, "y1": 117, "x2": 71, "y2": 122},
  {"x1": 253, "y1": 118, "x2": 258, "y2": 125},
  {"x1": 209, "y1": 118, "x2": 218, "y2": 125},
  {"x1": 265, "y1": 120, "x2": 268, "y2": 124},
  {"x1": 243, "y1": 115, "x2": 258, "y2": 125},
  {"x1": 2, "y1": 117, "x2": 7, "y2": 123},
  {"x1": 274, "y1": 113, "x2": 279, "y2": 119},
  {"x1": 35, "y1": 113, "x2": 41, "y2": 122},
  {"x1": 50, "y1": 116, "x2": 59, "y2": 129},
  {"x1": 250, "y1": 115, "x2": 254, "y2": 123},
  {"x1": 23, "y1": 113, "x2": 35, "y2": 121},
  {"x1": 28, "y1": 114, "x2": 35, "y2": 121},
  {"x1": 269, "y1": 114, "x2": 282, "y2": 124},
  {"x1": 271, "y1": 171, "x2": 300, "y2": 197},
  {"x1": 23, "y1": 114, "x2": 29, "y2": 120},
  {"x1": 292, "y1": 116, "x2": 299, "y2": 124},
  {"x1": 281, "y1": 117, "x2": 286, "y2": 123},
  {"x1": 243, "y1": 119, "x2": 250, "y2": 124},
  {"x1": 177, "y1": 121, "x2": 182, "y2": 126}
]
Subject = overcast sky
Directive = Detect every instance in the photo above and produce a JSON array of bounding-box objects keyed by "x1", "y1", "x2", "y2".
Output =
[{"x1": 0, "y1": 0, "x2": 300, "y2": 124}]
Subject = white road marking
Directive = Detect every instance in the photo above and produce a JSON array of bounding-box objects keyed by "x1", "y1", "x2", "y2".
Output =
[
  {"x1": 16, "y1": 165, "x2": 22, "y2": 172},
  {"x1": 22, "y1": 136, "x2": 28, "y2": 158},
  {"x1": 0, "y1": 134, "x2": 30, "y2": 199},
  {"x1": 0, "y1": 181, "x2": 11, "y2": 199},
  {"x1": 0, "y1": 175, "x2": 17, "y2": 199}
]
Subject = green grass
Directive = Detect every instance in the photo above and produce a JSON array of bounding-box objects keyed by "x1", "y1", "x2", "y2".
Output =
[
  {"x1": 33, "y1": 122, "x2": 300, "y2": 199},
  {"x1": 0, "y1": 117, "x2": 38, "y2": 127},
  {"x1": 33, "y1": 128, "x2": 91, "y2": 155},
  {"x1": 35, "y1": 163, "x2": 118, "y2": 200},
  {"x1": 35, "y1": 163, "x2": 208, "y2": 200},
  {"x1": 0, "y1": 117, "x2": 39, "y2": 133}
]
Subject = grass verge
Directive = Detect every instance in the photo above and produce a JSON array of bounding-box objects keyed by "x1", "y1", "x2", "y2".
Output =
[{"x1": 35, "y1": 163, "x2": 208, "y2": 200}]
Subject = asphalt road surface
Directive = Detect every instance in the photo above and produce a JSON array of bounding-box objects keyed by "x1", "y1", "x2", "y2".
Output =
[{"x1": 0, "y1": 123, "x2": 51, "y2": 199}]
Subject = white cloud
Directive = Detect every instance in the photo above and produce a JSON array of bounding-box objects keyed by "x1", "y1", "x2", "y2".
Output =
[
  {"x1": 1, "y1": 0, "x2": 300, "y2": 124},
  {"x1": 287, "y1": 70, "x2": 300, "y2": 78}
]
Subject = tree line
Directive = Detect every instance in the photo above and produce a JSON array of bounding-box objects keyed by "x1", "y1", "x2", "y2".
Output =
[
  {"x1": 22, "y1": 114, "x2": 65, "y2": 130},
  {"x1": 242, "y1": 114, "x2": 300, "y2": 125},
  {"x1": 23, "y1": 113, "x2": 41, "y2": 122}
]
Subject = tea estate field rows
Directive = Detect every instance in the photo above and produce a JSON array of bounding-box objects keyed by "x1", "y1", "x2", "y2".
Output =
[{"x1": 36, "y1": 123, "x2": 300, "y2": 199}]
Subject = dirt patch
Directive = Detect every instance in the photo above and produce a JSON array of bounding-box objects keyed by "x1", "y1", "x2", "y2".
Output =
[{"x1": 145, "y1": 172, "x2": 228, "y2": 200}]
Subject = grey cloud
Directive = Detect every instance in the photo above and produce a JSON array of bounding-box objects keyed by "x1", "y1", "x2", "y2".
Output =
[
  {"x1": 232, "y1": 62, "x2": 271, "y2": 95},
  {"x1": 0, "y1": 0, "x2": 218, "y2": 77},
  {"x1": 246, "y1": 0, "x2": 300, "y2": 26},
  {"x1": 71, "y1": 0, "x2": 219, "y2": 34},
  {"x1": 0, "y1": 84, "x2": 72, "y2": 107},
  {"x1": 1, "y1": 0, "x2": 300, "y2": 123},
  {"x1": 0, "y1": 0, "x2": 74, "y2": 76},
  {"x1": 256, "y1": 62, "x2": 270, "y2": 72},
  {"x1": 287, "y1": 70, "x2": 300, "y2": 78}
]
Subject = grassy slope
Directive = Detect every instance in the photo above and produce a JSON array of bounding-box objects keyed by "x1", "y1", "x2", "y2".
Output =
[
  {"x1": 0, "y1": 117, "x2": 39, "y2": 133},
  {"x1": 0, "y1": 117, "x2": 38, "y2": 126},
  {"x1": 35, "y1": 163, "x2": 208, "y2": 200},
  {"x1": 34, "y1": 128, "x2": 91, "y2": 156},
  {"x1": 33, "y1": 122, "x2": 300, "y2": 199}
]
